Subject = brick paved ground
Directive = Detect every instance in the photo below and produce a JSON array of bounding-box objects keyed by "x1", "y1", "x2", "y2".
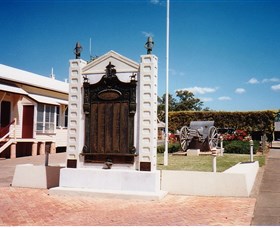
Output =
[
  {"x1": 0, "y1": 186, "x2": 255, "y2": 226},
  {"x1": 0, "y1": 151, "x2": 263, "y2": 226}
]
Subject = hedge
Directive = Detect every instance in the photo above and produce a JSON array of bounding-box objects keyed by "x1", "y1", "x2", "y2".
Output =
[
  {"x1": 158, "y1": 110, "x2": 278, "y2": 134},
  {"x1": 223, "y1": 140, "x2": 259, "y2": 154}
]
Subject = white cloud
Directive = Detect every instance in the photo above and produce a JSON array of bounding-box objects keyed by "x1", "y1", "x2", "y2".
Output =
[
  {"x1": 262, "y1": 77, "x2": 280, "y2": 83},
  {"x1": 200, "y1": 97, "x2": 213, "y2": 102},
  {"x1": 271, "y1": 84, "x2": 280, "y2": 91},
  {"x1": 247, "y1": 78, "x2": 260, "y2": 84},
  {"x1": 178, "y1": 86, "x2": 218, "y2": 95},
  {"x1": 150, "y1": 0, "x2": 160, "y2": 4},
  {"x1": 169, "y1": 68, "x2": 176, "y2": 75},
  {"x1": 142, "y1": 31, "x2": 154, "y2": 38},
  {"x1": 235, "y1": 88, "x2": 246, "y2": 94},
  {"x1": 169, "y1": 68, "x2": 185, "y2": 77},
  {"x1": 218, "y1": 96, "x2": 231, "y2": 101}
]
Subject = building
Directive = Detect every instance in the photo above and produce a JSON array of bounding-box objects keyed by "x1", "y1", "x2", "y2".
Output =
[{"x1": 0, "y1": 64, "x2": 68, "y2": 159}]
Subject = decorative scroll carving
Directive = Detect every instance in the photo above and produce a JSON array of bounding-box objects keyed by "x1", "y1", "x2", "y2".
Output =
[{"x1": 98, "y1": 89, "x2": 122, "y2": 100}]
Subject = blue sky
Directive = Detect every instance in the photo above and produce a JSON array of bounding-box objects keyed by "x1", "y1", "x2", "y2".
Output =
[{"x1": 1, "y1": 0, "x2": 280, "y2": 111}]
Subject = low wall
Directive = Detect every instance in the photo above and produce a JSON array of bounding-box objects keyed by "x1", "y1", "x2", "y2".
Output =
[
  {"x1": 12, "y1": 164, "x2": 62, "y2": 189},
  {"x1": 12, "y1": 161, "x2": 259, "y2": 198},
  {"x1": 161, "y1": 161, "x2": 259, "y2": 197}
]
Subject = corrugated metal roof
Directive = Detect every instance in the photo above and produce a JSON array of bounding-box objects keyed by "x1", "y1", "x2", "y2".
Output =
[
  {"x1": 0, "y1": 64, "x2": 69, "y2": 94},
  {"x1": 0, "y1": 83, "x2": 28, "y2": 95},
  {"x1": 28, "y1": 93, "x2": 68, "y2": 105}
]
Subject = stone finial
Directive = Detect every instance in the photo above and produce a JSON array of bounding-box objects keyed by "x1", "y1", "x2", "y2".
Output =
[
  {"x1": 73, "y1": 42, "x2": 83, "y2": 59},
  {"x1": 105, "y1": 62, "x2": 116, "y2": 78},
  {"x1": 144, "y1": 36, "x2": 154, "y2": 54}
]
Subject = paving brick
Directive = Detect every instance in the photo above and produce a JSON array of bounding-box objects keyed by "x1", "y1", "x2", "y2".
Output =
[
  {"x1": 0, "y1": 187, "x2": 255, "y2": 226},
  {"x1": 3, "y1": 149, "x2": 280, "y2": 226}
]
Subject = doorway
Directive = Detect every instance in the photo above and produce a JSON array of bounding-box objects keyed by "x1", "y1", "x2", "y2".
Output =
[
  {"x1": 0, "y1": 101, "x2": 11, "y2": 128},
  {"x1": 22, "y1": 105, "x2": 34, "y2": 138}
]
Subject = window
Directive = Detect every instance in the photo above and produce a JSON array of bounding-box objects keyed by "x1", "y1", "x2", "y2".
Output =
[
  {"x1": 36, "y1": 104, "x2": 56, "y2": 133},
  {"x1": 56, "y1": 107, "x2": 60, "y2": 127},
  {"x1": 64, "y1": 107, "x2": 68, "y2": 128},
  {"x1": 56, "y1": 105, "x2": 68, "y2": 128}
]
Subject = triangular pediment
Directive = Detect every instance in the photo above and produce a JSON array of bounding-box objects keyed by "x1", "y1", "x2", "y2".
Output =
[{"x1": 82, "y1": 50, "x2": 139, "y2": 75}]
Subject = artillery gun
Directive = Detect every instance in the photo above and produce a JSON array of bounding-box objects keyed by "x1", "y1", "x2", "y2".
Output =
[{"x1": 179, "y1": 121, "x2": 218, "y2": 152}]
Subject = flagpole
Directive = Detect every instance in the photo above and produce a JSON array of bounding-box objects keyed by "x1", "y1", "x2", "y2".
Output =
[{"x1": 164, "y1": 0, "x2": 170, "y2": 166}]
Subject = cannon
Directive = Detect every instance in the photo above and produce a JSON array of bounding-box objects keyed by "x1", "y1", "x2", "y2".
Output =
[{"x1": 179, "y1": 121, "x2": 218, "y2": 152}]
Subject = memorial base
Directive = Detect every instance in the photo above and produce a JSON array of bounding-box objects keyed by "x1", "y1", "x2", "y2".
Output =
[
  {"x1": 49, "y1": 168, "x2": 167, "y2": 200},
  {"x1": 187, "y1": 149, "x2": 200, "y2": 156}
]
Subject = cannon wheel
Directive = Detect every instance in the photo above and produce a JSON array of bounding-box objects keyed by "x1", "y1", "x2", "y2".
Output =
[
  {"x1": 180, "y1": 126, "x2": 191, "y2": 152},
  {"x1": 208, "y1": 126, "x2": 218, "y2": 150}
]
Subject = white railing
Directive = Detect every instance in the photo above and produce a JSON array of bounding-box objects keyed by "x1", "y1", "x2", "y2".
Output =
[{"x1": 0, "y1": 118, "x2": 16, "y2": 154}]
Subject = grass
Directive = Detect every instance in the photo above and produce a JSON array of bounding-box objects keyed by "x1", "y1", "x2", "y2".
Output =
[{"x1": 157, "y1": 153, "x2": 266, "y2": 172}]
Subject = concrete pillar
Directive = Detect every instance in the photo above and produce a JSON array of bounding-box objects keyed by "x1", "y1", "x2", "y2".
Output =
[
  {"x1": 138, "y1": 54, "x2": 158, "y2": 171},
  {"x1": 212, "y1": 152, "x2": 217, "y2": 173},
  {"x1": 67, "y1": 59, "x2": 87, "y2": 167},
  {"x1": 39, "y1": 142, "x2": 45, "y2": 155},
  {"x1": 32, "y1": 142, "x2": 38, "y2": 156},
  {"x1": 50, "y1": 142, "x2": 56, "y2": 154},
  {"x1": 10, "y1": 142, "x2": 17, "y2": 159},
  {"x1": 250, "y1": 139, "x2": 254, "y2": 162}
]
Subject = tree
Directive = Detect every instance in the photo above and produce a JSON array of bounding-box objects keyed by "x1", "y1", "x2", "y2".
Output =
[
  {"x1": 158, "y1": 90, "x2": 205, "y2": 116},
  {"x1": 157, "y1": 93, "x2": 177, "y2": 114},
  {"x1": 174, "y1": 90, "x2": 204, "y2": 111}
]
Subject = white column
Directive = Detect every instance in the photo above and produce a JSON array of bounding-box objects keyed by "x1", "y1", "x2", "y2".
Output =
[
  {"x1": 67, "y1": 59, "x2": 87, "y2": 167},
  {"x1": 138, "y1": 54, "x2": 158, "y2": 171}
]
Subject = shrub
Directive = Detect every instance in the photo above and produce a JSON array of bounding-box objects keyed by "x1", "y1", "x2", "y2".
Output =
[
  {"x1": 168, "y1": 133, "x2": 179, "y2": 143},
  {"x1": 223, "y1": 140, "x2": 259, "y2": 154},
  {"x1": 157, "y1": 143, "x2": 181, "y2": 153},
  {"x1": 221, "y1": 129, "x2": 251, "y2": 141}
]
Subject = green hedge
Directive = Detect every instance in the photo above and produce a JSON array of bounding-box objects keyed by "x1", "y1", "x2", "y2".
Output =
[
  {"x1": 158, "y1": 110, "x2": 278, "y2": 134},
  {"x1": 223, "y1": 140, "x2": 259, "y2": 154},
  {"x1": 157, "y1": 143, "x2": 181, "y2": 153}
]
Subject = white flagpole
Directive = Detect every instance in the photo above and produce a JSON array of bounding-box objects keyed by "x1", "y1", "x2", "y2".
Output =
[
  {"x1": 89, "y1": 37, "x2": 92, "y2": 58},
  {"x1": 164, "y1": 0, "x2": 170, "y2": 166}
]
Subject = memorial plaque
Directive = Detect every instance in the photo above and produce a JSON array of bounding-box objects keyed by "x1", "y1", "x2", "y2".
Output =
[
  {"x1": 82, "y1": 62, "x2": 137, "y2": 164},
  {"x1": 67, "y1": 159, "x2": 77, "y2": 168},
  {"x1": 140, "y1": 162, "x2": 151, "y2": 171}
]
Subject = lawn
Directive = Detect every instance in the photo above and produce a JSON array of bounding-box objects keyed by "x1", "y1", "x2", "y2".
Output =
[{"x1": 157, "y1": 153, "x2": 265, "y2": 172}]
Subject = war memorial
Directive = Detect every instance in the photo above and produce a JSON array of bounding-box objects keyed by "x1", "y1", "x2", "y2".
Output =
[{"x1": 49, "y1": 38, "x2": 166, "y2": 199}]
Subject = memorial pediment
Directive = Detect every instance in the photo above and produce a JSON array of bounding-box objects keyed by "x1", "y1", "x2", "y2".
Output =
[{"x1": 82, "y1": 50, "x2": 139, "y2": 75}]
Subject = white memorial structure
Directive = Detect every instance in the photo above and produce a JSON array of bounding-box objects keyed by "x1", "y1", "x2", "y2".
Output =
[{"x1": 50, "y1": 40, "x2": 166, "y2": 199}]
